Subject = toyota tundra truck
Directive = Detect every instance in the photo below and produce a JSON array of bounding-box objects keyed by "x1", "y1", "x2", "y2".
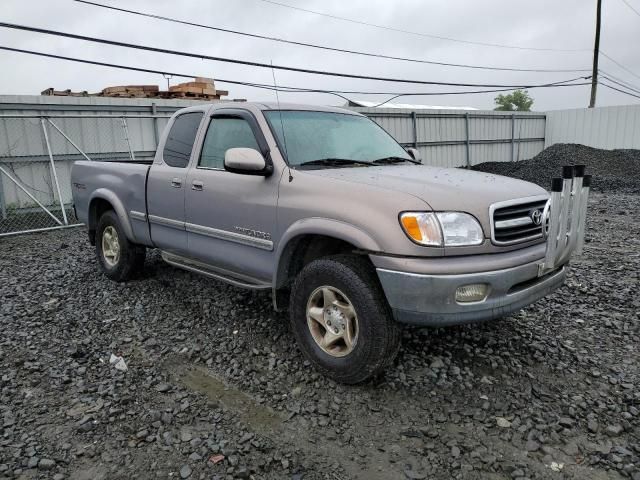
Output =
[{"x1": 71, "y1": 103, "x2": 591, "y2": 384}]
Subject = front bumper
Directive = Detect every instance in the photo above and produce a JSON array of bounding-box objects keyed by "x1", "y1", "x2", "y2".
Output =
[
  {"x1": 376, "y1": 260, "x2": 566, "y2": 327},
  {"x1": 375, "y1": 164, "x2": 593, "y2": 327}
]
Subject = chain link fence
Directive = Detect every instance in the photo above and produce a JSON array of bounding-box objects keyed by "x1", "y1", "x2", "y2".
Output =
[
  {"x1": 0, "y1": 114, "x2": 170, "y2": 237},
  {"x1": 1, "y1": 108, "x2": 549, "y2": 237}
]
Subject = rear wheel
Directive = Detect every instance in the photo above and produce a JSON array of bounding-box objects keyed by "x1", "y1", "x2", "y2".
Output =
[
  {"x1": 96, "y1": 210, "x2": 145, "y2": 282},
  {"x1": 289, "y1": 254, "x2": 401, "y2": 384}
]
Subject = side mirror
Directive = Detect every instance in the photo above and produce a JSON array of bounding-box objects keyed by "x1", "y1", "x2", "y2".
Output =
[
  {"x1": 406, "y1": 147, "x2": 422, "y2": 163},
  {"x1": 224, "y1": 148, "x2": 272, "y2": 176}
]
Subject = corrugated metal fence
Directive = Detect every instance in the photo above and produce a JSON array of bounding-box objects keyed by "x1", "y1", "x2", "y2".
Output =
[
  {"x1": 545, "y1": 104, "x2": 640, "y2": 150},
  {"x1": 1, "y1": 95, "x2": 638, "y2": 237},
  {"x1": 350, "y1": 107, "x2": 547, "y2": 167},
  {"x1": 0, "y1": 96, "x2": 203, "y2": 236}
]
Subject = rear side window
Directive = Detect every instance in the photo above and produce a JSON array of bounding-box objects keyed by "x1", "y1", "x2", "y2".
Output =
[
  {"x1": 163, "y1": 112, "x2": 203, "y2": 168},
  {"x1": 199, "y1": 117, "x2": 260, "y2": 170}
]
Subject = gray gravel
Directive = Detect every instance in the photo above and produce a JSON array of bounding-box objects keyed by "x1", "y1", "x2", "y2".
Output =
[{"x1": 1, "y1": 192, "x2": 639, "y2": 479}]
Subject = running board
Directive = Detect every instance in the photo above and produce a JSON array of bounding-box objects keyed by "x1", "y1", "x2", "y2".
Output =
[{"x1": 161, "y1": 251, "x2": 271, "y2": 290}]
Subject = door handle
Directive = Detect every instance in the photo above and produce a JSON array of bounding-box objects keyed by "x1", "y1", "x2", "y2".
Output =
[
  {"x1": 170, "y1": 178, "x2": 182, "y2": 188},
  {"x1": 191, "y1": 180, "x2": 204, "y2": 191}
]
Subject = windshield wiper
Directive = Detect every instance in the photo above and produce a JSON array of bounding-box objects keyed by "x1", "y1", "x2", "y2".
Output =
[
  {"x1": 372, "y1": 156, "x2": 420, "y2": 165},
  {"x1": 297, "y1": 158, "x2": 373, "y2": 168}
]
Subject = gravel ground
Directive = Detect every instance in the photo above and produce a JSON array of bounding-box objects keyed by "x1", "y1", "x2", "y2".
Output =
[
  {"x1": 473, "y1": 144, "x2": 640, "y2": 194},
  {"x1": 1, "y1": 192, "x2": 639, "y2": 480}
]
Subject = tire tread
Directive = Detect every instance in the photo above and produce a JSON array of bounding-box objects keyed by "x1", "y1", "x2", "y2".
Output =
[
  {"x1": 96, "y1": 210, "x2": 145, "y2": 282},
  {"x1": 289, "y1": 254, "x2": 401, "y2": 384}
]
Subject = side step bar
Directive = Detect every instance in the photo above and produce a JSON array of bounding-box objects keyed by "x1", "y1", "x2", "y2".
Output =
[{"x1": 161, "y1": 251, "x2": 271, "y2": 290}]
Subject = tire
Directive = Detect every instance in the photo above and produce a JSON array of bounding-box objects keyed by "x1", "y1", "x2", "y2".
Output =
[
  {"x1": 289, "y1": 254, "x2": 401, "y2": 384},
  {"x1": 95, "y1": 210, "x2": 145, "y2": 282}
]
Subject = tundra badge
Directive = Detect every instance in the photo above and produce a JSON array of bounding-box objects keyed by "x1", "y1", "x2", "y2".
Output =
[{"x1": 234, "y1": 226, "x2": 272, "y2": 241}]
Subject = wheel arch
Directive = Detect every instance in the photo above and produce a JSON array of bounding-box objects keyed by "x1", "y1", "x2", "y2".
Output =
[
  {"x1": 272, "y1": 218, "x2": 382, "y2": 310},
  {"x1": 88, "y1": 189, "x2": 135, "y2": 245}
]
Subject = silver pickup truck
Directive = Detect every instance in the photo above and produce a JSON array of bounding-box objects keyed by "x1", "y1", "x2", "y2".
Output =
[{"x1": 71, "y1": 102, "x2": 591, "y2": 383}]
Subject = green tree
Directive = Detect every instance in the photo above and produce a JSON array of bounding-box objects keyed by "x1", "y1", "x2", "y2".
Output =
[{"x1": 494, "y1": 89, "x2": 534, "y2": 111}]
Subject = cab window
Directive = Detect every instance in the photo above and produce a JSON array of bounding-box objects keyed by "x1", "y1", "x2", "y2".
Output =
[
  {"x1": 199, "y1": 117, "x2": 260, "y2": 170},
  {"x1": 162, "y1": 112, "x2": 203, "y2": 168}
]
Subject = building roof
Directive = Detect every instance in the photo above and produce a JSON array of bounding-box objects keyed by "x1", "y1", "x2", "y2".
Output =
[{"x1": 347, "y1": 100, "x2": 479, "y2": 110}]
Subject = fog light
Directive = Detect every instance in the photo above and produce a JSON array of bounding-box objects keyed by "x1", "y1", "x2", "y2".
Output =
[{"x1": 455, "y1": 283, "x2": 489, "y2": 303}]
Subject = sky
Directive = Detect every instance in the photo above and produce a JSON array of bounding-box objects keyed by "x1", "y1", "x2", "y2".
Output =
[{"x1": 1, "y1": 0, "x2": 639, "y2": 111}]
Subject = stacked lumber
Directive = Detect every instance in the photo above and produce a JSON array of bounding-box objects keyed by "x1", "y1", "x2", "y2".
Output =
[
  {"x1": 101, "y1": 85, "x2": 159, "y2": 98},
  {"x1": 167, "y1": 77, "x2": 228, "y2": 99},
  {"x1": 41, "y1": 88, "x2": 90, "y2": 97},
  {"x1": 40, "y1": 78, "x2": 233, "y2": 101}
]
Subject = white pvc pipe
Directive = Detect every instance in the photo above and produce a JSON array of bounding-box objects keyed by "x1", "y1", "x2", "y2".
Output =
[
  {"x1": 557, "y1": 174, "x2": 586, "y2": 265},
  {"x1": 556, "y1": 176, "x2": 572, "y2": 257},
  {"x1": 575, "y1": 185, "x2": 591, "y2": 255},
  {"x1": 565, "y1": 176, "x2": 583, "y2": 253},
  {"x1": 543, "y1": 193, "x2": 560, "y2": 269}
]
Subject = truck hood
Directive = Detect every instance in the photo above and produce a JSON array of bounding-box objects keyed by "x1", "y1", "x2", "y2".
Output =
[{"x1": 303, "y1": 165, "x2": 548, "y2": 231}]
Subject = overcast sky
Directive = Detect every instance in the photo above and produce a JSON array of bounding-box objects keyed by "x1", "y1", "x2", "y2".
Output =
[{"x1": 2, "y1": 0, "x2": 639, "y2": 110}]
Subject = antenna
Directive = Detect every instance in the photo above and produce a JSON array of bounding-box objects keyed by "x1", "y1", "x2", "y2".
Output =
[{"x1": 270, "y1": 61, "x2": 293, "y2": 182}]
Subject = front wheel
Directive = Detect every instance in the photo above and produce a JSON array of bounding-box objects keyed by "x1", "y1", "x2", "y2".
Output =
[
  {"x1": 289, "y1": 255, "x2": 401, "y2": 384},
  {"x1": 95, "y1": 210, "x2": 145, "y2": 282}
]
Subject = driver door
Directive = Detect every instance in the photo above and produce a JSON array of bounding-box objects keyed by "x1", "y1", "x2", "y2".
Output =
[{"x1": 185, "y1": 110, "x2": 279, "y2": 282}]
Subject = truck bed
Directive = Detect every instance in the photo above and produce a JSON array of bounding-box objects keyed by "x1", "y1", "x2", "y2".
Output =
[
  {"x1": 97, "y1": 158, "x2": 155, "y2": 165},
  {"x1": 71, "y1": 160, "x2": 151, "y2": 244}
]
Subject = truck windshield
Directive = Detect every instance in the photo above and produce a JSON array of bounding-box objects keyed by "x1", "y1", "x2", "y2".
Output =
[{"x1": 264, "y1": 110, "x2": 411, "y2": 167}]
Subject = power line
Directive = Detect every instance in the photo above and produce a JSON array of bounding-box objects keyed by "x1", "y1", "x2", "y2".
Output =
[
  {"x1": 262, "y1": 79, "x2": 590, "y2": 99},
  {"x1": 72, "y1": 0, "x2": 591, "y2": 74},
  {"x1": 600, "y1": 81, "x2": 640, "y2": 99},
  {"x1": 601, "y1": 51, "x2": 640, "y2": 81},
  {"x1": 253, "y1": 0, "x2": 589, "y2": 52},
  {"x1": 619, "y1": 0, "x2": 640, "y2": 17},
  {"x1": 599, "y1": 69, "x2": 640, "y2": 93},
  {"x1": 599, "y1": 73, "x2": 640, "y2": 95},
  {"x1": 0, "y1": 45, "x2": 338, "y2": 97},
  {"x1": 369, "y1": 80, "x2": 592, "y2": 107},
  {"x1": 0, "y1": 21, "x2": 589, "y2": 89},
  {"x1": 0, "y1": 45, "x2": 591, "y2": 103}
]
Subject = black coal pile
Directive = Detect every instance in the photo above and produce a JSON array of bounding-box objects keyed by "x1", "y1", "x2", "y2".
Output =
[{"x1": 473, "y1": 143, "x2": 640, "y2": 193}]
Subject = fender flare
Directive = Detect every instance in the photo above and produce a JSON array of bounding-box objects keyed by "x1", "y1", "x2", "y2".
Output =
[
  {"x1": 89, "y1": 189, "x2": 135, "y2": 241},
  {"x1": 273, "y1": 217, "x2": 382, "y2": 289}
]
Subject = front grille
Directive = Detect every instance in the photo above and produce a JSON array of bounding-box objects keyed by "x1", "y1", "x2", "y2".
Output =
[{"x1": 491, "y1": 198, "x2": 547, "y2": 245}]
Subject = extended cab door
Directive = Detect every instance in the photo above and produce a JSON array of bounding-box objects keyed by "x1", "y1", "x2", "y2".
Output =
[
  {"x1": 147, "y1": 111, "x2": 204, "y2": 254},
  {"x1": 184, "y1": 109, "x2": 279, "y2": 282}
]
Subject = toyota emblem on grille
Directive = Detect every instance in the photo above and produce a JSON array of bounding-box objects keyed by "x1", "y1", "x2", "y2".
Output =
[{"x1": 530, "y1": 209, "x2": 543, "y2": 225}]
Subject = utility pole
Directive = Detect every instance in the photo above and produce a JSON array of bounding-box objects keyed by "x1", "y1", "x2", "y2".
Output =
[{"x1": 589, "y1": 0, "x2": 602, "y2": 108}]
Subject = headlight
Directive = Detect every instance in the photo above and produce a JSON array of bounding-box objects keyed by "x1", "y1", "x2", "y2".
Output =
[
  {"x1": 399, "y1": 212, "x2": 443, "y2": 246},
  {"x1": 400, "y1": 212, "x2": 484, "y2": 247},
  {"x1": 435, "y1": 212, "x2": 484, "y2": 246}
]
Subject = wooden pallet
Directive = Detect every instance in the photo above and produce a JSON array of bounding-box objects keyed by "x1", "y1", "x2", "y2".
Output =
[
  {"x1": 102, "y1": 85, "x2": 159, "y2": 96},
  {"x1": 169, "y1": 80, "x2": 217, "y2": 95},
  {"x1": 41, "y1": 88, "x2": 90, "y2": 97},
  {"x1": 165, "y1": 92, "x2": 222, "y2": 100},
  {"x1": 42, "y1": 78, "x2": 230, "y2": 101}
]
